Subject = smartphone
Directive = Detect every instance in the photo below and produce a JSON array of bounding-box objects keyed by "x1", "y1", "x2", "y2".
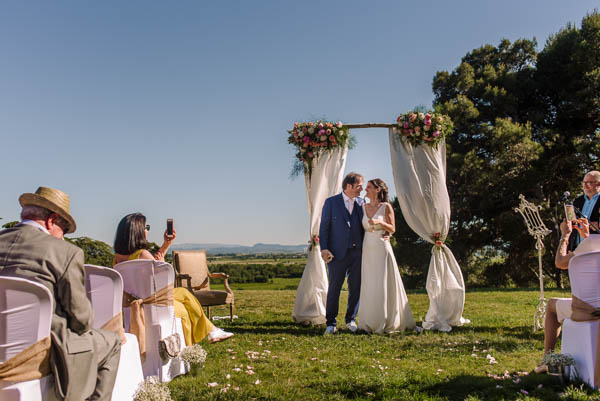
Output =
[
  {"x1": 564, "y1": 204, "x2": 576, "y2": 222},
  {"x1": 167, "y1": 219, "x2": 174, "y2": 236}
]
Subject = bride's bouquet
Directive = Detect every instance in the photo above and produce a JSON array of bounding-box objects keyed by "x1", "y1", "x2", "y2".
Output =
[{"x1": 394, "y1": 111, "x2": 453, "y2": 148}]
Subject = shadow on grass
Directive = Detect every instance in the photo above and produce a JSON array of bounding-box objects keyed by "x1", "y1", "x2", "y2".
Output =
[
  {"x1": 225, "y1": 319, "x2": 326, "y2": 336},
  {"x1": 420, "y1": 373, "x2": 595, "y2": 401}
]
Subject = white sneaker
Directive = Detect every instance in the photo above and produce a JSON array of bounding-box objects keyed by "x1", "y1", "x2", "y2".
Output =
[
  {"x1": 323, "y1": 326, "x2": 337, "y2": 335},
  {"x1": 346, "y1": 320, "x2": 358, "y2": 333},
  {"x1": 208, "y1": 328, "x2": 234, "y2": 344}
]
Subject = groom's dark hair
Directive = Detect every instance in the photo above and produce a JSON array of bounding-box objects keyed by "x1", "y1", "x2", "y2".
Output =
[{"x1": 342, "y1": 172, "x2": 363, "y2": 190}]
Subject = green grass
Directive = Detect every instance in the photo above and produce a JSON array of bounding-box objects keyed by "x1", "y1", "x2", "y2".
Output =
[{"x1": 168, "y1": 281, "x2": 600, "y2": 400}]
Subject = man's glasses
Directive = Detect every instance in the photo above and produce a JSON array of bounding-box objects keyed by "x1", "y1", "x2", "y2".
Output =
[
  {"x1": 145, "y1": 224, "x2": 151, "y2": 231},
  {"x1": 582, "y1": 181, "x2": 599, "y2": 186}
]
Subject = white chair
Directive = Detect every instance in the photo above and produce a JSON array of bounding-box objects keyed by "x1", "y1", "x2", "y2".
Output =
[
  {"x1": 561, "y1": 250, "x2": 600, "y2": 387},
  {"x1": 113, "y1": 260, "x2": 188, "y2": 382},
  {"x1": 0, "y1": 276, "x2": 58, "y2": 401},
  {"x1": 84, "y1": 264, "x2": 144, "y2": 400}
]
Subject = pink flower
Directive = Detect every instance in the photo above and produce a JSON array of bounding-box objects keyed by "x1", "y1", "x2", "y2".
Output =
[
  {"x1": 409, "y1": 113, "x2": 417, "y2": 122},
  {"x1": 326, "y1": 129, "x2": 331, "y2": 134},
  {"x1": 424, "y1": 119, "x2": 432, "y2": 126},
  {"x1": 433, "y1": 131, "x2": 440, "y2": 137},
  {"x1": 329, "y1": 135, "x2": 335, "y2": 141},
  {"x1": 336, "y1": 121, "x2": 343, "y2": 128},
  {"x1": 403, "y1": 122, "x2": 409, "y2": 129},
  {"x1": 318, "y1": 129, "x2": 326, "y2": 135},
  {"x1": 403, "y1": 129, "x2": 409, "y2": 136},
  {"x1": 326, "y1": 122, "x2": 333, "y2": 128},
  {"x1": 303, "y1": 136, "x2": 310, "y2": 143},
  {"x1": 437, "y1": 116, "x2": 443, "y2": 123},
  {"x1": 425, "y1": 113, "x2": 431, "y2": 119},
  {"x1": 294, "y1": 122, "x2": 299, "y2": 128},
  {"x1": 308, "y1": 122, "x2": 314, "y2": 127},
  {"x1": 414, "y1": 126, "x2": 421, "y2": 133},
  {"x1": 293, "y1": 132, "x2": 298, "y2": 138},
  {"x1": 318, "y1": 123, "x2": 324, "y2": 128},
  {"x1": 302, "y1": 127, "x2": 308, "y2": 133},
  {"x1": 397, "y1": 116, "x2": 403, "y2": 123},
  {"x1": 308, "y1": 152, "x2": 314, "y2": 158},
  {"x1": 409, "y1": 128, "x2": 414, "y2": 134}
]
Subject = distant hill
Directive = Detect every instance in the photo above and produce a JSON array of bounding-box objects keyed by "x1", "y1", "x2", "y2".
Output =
[{"x1": 171, "y1": 242, "x2": 307, "y2": 255}]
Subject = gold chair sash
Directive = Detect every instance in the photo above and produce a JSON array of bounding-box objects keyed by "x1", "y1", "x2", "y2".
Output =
[
  {"x1": 0, "y1": 336, "x2": 51, "y2": 383},
  {"x1": 571, "y1": 296, "x2": 600, "y2": 387},
  {"x1": 123, "y1": 284, "x2": 174, "y2": 358},
  {"x1": 101, "y1": 312, "x2": 127, "y2": 345}
]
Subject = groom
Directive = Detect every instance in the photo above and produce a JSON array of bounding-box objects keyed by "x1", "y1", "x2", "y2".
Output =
[{"x1": 319, "y1": 172, "x2": 365, "y2": 335}]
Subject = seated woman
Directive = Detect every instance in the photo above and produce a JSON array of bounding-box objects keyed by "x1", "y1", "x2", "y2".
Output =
[
  {"x1": 113, "y1": 212, "x2": 233, "y2": 345},
  {"x1": 536, "y1": 217, "x2": 600, "y2": 372}
]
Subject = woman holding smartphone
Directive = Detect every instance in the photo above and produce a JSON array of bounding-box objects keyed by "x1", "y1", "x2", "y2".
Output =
[{"x1": 113, "y1": 212, "x2": 233, "y2": 345}]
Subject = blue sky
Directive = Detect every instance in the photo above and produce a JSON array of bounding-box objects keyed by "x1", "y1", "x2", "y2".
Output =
[{"x1": 0, "y1": 1, "x2": 597, "y2": 246}]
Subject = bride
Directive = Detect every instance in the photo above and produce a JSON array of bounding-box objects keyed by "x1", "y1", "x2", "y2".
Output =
[{"x1": 358, "y1": 178, "x2": 416, "y2": 334}]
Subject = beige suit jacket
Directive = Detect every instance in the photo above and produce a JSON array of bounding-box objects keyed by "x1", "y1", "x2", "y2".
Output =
[{"x1": 0, "y1": 224, "x2": 97, "y2": 400}]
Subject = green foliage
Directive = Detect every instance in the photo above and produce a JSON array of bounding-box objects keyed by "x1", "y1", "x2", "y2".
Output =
[
  {"x1": 1, "y1": 221, "x2": 19, "y2": 229},
  {"x1": 65, "y1": 236, "x2": 114, "y2": 267},
  {"x1": 420, "y1": 12, "x2": 600, "y2": 287},
  {"x1": 208, "y1": 262, "x2": 304, "y2": 284}
]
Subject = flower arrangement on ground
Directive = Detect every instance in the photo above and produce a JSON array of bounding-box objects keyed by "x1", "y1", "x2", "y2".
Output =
[
  {"x1": 288, "y1": 120, "x2": 350, "y2": 177},
  {"x1": 180, "y1": 344, "x2": 207, "y2": 375},
  {"x1": 133, "y1": 376, "x2": 172, "y2": 401},
  {"x1": 542, "y1": 352, "x2": 575, "y2": 370},
  {"x1": 394, "y1": 110, "x2": 453, "y2": 148}
]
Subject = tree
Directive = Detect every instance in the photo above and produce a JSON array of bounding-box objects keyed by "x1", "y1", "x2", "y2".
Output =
[
  {"x1": 66, "y1": 237, "x2": 114, "y2": 267},
  {"x1": 413, "y1": 11, "x2": 600, "y2": 287}
]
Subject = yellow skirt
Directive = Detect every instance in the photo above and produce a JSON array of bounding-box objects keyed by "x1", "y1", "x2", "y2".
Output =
[{"x1": 173, "y1": 288, "x2": 214, "y2": 345}]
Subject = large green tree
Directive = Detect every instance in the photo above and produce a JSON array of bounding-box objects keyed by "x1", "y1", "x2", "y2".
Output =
[{"x1": 394, "y1": 11, "x2": 600, "y2": 287}]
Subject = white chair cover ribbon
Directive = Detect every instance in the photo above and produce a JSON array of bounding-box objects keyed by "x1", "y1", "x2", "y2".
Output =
[
  {"x1": 293, "y1": 145, "x2": 348, "y2": 324},
  {"x1": 388, "y1": 128, "x2": 469, "y2": 331}
]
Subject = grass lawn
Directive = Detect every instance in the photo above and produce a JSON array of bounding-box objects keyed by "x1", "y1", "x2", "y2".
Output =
[{"x1": 168, "y1": 282, "x2": 600, "y2": 400}]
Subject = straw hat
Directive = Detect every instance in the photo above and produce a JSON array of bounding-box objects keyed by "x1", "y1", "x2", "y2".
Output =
[{"x1": 18, "y1": 187, "x2": 77, "y2": 234}]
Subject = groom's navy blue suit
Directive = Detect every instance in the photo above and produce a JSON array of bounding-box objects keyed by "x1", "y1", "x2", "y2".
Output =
[{"x1": 319, "y1": 193, "x2": 365, "y2": 327}]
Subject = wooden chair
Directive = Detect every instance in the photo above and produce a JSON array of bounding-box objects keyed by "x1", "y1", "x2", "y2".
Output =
[{"x1": 172, "y1": 250, "x2": 235, "y2": 321}]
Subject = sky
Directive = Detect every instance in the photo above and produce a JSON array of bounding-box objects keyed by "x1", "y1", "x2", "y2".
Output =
[{"x1": 0, "y1": 1, "x2": 597, "y2": 246}]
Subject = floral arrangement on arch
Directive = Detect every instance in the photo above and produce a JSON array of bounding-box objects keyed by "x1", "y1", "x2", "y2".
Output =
[
  {"x1": 394, "y1": 111, "x2": 453, "y2": 147},
  {"x1": 288, "y1": 120, "x2": 350, "y2": 177}
]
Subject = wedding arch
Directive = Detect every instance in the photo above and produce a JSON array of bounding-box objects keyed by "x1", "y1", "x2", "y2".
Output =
[{"x1": 290, "y1": 112, "x2": 469, "y2": 332}]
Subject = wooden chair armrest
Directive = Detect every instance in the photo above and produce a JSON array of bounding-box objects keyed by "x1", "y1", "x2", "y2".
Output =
[
  {"x1": 208, "y1": 272, "x2": 233, "y2": 294},
  {"x1": 176, "y1": 273, "x2": 193, "y2": 291}
]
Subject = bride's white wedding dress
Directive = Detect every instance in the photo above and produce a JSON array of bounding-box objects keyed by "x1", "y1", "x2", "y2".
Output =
[{"x1": 358, "y1": 203, "x2": 416, "y2": 334}]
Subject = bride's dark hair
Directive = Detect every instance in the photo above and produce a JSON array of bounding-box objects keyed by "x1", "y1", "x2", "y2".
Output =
[{"x1": 369, "y1": 179, "x2": 389, "y2": 203}]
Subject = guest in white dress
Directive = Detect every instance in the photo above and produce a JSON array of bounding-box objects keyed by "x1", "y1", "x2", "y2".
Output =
[{"x1": 358, "y1": 179, "x2": 416, "y2": 334}]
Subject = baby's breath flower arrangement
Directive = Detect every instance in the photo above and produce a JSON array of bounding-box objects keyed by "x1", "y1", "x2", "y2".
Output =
[
  {"x1": 180, "y1": 344, "x2": 207, "y2": 365},
  {"x1": 133, "y1": 376, "x2": 172, "y2": 401},
  {"x1": 542, "y1": 352, "x2": 575, "y2": 368},
  {"x1": 288, "y1": 120, "x2": 351, "y2": 178},
  {"x1": 394, "y1": 110, "x2": 453, "y2": 148}
]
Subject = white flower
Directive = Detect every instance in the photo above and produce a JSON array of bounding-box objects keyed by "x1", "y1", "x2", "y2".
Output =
[
  {"x1": 308, "y1": 127, "x2": 315, "y2": 134},
  {"x1": 255, "y1": 379, "x2": 261, "y2": 385},
  {"x1": 207, "y1": 382, "x2": 218, "y2": 387},
  {"x1": 180, "y1": 344, "x2": 207, "y2": 365},
  {"x1": 133, "y1": 377, "x2": 172, "y2": 401}
]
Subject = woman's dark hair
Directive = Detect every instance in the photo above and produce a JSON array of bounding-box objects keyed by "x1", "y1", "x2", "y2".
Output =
[
  {"x1": 369, "y1": 178, "x2": 389, "y2": 203},
  {"x1": 114, "y1": 213, "x2": 148, "y2": 255}
]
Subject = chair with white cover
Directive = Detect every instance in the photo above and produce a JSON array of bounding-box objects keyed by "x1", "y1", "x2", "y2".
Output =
[
  {"x1": 561, "y1": 250, "x2": 600, "y2": 387},
  {"x1": 84, "y1": 264, "x2": 144, "y2": 400},
  {"x1": 0, "y1": 276, "x2": 58, "y2": 401},
  {"x1": 113, "y1": 259, "x2": 188, "y2": 381}
]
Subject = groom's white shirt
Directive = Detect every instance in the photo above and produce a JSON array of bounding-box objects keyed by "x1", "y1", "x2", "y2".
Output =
[{"x1": 342, "y1": 192, "x2": 364, "y2": 214}]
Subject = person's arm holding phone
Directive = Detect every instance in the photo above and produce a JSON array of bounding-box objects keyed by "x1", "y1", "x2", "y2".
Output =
[{"x1": 153, "y1": 219, "x2": 176, "y2": 261}]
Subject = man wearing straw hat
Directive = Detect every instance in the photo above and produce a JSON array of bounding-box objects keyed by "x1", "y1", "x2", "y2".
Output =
[{"x1": 0, "y1": 187, "x2": 121, "y2": 401}]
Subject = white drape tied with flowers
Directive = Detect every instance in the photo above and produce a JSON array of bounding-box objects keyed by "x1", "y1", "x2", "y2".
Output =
[
  {"x1": 293, "y1": 145, "x2": 348, "y2": 324},
  {"x1": 388, "y1": 128, "x2": 469, "y2": 331}
]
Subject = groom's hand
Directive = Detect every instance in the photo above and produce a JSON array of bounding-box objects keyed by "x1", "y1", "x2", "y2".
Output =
[{"x1": 321, "y1": 250, "x2": 334, "y2": 263}]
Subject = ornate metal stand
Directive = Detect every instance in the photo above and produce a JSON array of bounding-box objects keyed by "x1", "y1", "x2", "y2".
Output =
[{"x1": 514, "y1": 194, "x2": 552, "y2": 331}]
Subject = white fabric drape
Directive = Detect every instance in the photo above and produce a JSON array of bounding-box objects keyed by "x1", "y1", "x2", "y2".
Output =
[
  {"x1": 388, "y1": 128, "x2": 469, "y2": 331},
  {"x1": 293, "y1": 145, "x2": 348, "y2": 324}
]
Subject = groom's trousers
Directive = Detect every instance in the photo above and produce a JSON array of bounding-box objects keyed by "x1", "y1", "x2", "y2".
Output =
[{"x1": 325, "y1": 246, "x2": 362, "y2": 327}]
